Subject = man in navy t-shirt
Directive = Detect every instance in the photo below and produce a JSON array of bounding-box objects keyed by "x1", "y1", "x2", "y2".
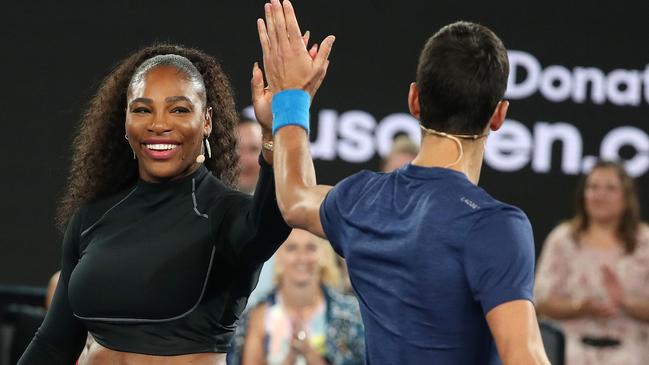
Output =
[{"x1": 254, "y1": 1, "x2": 549, "y2": 364}]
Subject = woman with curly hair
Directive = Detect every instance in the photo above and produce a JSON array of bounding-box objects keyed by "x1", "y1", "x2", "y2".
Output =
[{"x1": 18, "y1": 43, "x2": 291, "y2": 365}]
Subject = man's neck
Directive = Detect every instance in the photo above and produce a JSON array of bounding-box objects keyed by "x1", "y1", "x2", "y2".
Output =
[{"x1": 411, "y1": 134, "x2": 485, "y2": 184}]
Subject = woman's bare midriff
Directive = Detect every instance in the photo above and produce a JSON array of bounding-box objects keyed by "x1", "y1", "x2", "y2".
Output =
[{"x1": 79, "y1": 341, "x2": 226, "y2": 365}]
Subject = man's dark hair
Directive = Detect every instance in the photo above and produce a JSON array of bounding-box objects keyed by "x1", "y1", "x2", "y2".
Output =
[{"x1": 416, "y1": 21, "x2": 509, "y2": 135}]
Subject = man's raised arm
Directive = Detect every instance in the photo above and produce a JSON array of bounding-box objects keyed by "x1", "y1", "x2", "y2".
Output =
[{"x1": 255, "y1": 0, "x2": 335, "y2": 238}]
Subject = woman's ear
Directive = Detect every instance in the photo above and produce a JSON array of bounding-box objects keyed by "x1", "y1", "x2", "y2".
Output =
[{"x1": 204, "y1": 107, "x2": 213, "y2": 136}]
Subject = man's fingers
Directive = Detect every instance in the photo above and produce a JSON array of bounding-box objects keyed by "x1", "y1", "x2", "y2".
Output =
[
  {"x1": 283, "y1": 0, "x2": 303, "y2": 46},
  {"x1": 302, "y1": 30, "x2": 310, "y2": 47},
  {"x1": 257, "y1": 18, "x2": 275, "y2": 87},
  {"x1": 314, "y1": 35, "x2": 335, "y2": 68},
  {"x1": 264, "y1": 3, "x2": 279, "y2": 52},
  {"x1": 271, "y1": 0, "x2": 291, "y2": 52},
  {"x1": 257, "y1": 18, "x2": 271, "y2": 56}
]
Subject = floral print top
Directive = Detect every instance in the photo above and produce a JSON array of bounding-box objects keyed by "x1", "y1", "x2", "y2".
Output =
[
  {"x1": 227, "y1": 286, "x2": 365, "y2": 365},
  {"x1": 535, "y1": 223, "x2": 649, "y2": 365}
]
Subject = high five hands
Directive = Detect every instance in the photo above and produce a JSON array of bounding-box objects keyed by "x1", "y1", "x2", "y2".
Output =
[{"x1": 252, "y1": 0, "x2": 335, "y2": 128}]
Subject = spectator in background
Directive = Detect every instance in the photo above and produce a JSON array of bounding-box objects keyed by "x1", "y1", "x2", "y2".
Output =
[
  {"x1": 44, "y1": 271, "x2": 94, "y2": 364},
  {"x1": 45, "y1": 271, "x2": 60, "y2": 309},
  {"x1": 237, "y1": 116, "x2": 276, "y2": 308},
  {"x1": 334, "y1": 257, "x2": 353, "y2": 296},
  {"x1": 380, "y1": 135, "x2": 419, "y2": 173},
  {"x1": 237, "y1": 117, "x2": 264, "y2": 194},
  {"x1": 228, "y1": 229, "x2": 364, "y2": 365},
  {"x1": 535, "y1": 160, "x2": 649, "y2": 365}
]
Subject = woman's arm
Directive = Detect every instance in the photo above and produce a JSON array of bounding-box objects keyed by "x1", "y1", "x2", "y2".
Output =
[
  {"x1": 534, "y1": 224, "x2": 589, "y2": 320},
  {"x1": 622, "y1": 297, "x2": 649, "y2": 322},
  {"x1": 618, "y1": 226, "x2": 649, "y2": 322},
  {"x1": 301, "y1": 348, "x2": 329, "y2": 365},
  {"x1": 18, "y1": 212, "x2": 88, "y2": 364},
  {"x1": 242, "y1": 306, "x2": 268, "y2": 365},
  {"x1": 223, "y1": 155, "x2": 292, "y2": 268}
]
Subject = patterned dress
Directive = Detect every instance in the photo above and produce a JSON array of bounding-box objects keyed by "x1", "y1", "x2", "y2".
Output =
[
  {"x1": 264, "y1": 295, "x2": 327, "y2": 365},
  {"x1": 534, "y1": 223, "x2": 649, "y2": 365},
  {"x1": 227, "y1": 286, "x2": 365, "y2": 365}
]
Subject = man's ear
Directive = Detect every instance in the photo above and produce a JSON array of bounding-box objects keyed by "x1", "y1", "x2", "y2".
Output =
[
  {"x1": 204, "y1": 106, "x2": 213, "y2": 136},
  {"x1": 408, "y1": 82, "x2": 421, "y2": 120},
  {"x1": 489, "y1": 100, "x2": 509, "y2": 131}
]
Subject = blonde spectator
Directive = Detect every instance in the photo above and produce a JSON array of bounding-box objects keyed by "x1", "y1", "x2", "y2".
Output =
[
  {"x1": 228, "y1": 229, "x2": 364, "y2": 365},
  {"x1": 381, "y1": 135, "x2": 419, "y2": 172}
]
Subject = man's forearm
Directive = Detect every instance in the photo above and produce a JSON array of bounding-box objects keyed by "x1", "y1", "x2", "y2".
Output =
[
  {"x1": 274, "y1": 125, "x2": 316, "y2": 226},
  {"x1": 501, "y1": 348, "x2": 551, "y2": 365}
]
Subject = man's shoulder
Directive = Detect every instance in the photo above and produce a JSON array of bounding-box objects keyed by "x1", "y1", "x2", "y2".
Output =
[
  {"x1": 336, "y1": 169, "x2": 382, "y2": 188},
  {"x1": 455, "y1": 184, "x2": 527, "y2": 221},
  {"x1": 475, "y1": 200, "x2": 530, "y2": 231},
  {"x1": 328, "y1": 169, "x2": 384, "y2": 202}
]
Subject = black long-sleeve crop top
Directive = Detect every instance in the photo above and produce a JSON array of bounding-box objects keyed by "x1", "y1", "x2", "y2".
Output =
[{"x1": 18, "y1": 158, "x2": 291, "y2": 363}]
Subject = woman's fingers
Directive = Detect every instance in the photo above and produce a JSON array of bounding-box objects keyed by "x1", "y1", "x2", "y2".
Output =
[
  {"x1": 314, "y1": 35, "x2": 335, "y2": 70},
  {"x1": 251, "y1": 62, "x2": 264, "y2": 100},
  {"x1": 309, "y1": 43, "x2": 318, "y2": 60}
]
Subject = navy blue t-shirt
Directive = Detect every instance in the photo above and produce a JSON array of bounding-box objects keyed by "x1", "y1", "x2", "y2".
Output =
[{"x1": 320, "y1": 164, "x2": 535, "y2": 365}]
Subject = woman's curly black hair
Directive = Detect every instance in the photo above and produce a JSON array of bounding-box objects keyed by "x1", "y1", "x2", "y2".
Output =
[{"x1": 57, "y1": 43, "x2": 239, "y2": 230}]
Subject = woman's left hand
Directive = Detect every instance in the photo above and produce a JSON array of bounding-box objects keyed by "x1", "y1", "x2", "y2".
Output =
[
  {"x1": 250, "y1": 62, "x2": 273, "y2": 133},
  {"x1": 290, "y1": 332, "x2": 328, "y2": 365},
  {"x1": 290, "y1": 330, "x2": 311, "y2": 355}
]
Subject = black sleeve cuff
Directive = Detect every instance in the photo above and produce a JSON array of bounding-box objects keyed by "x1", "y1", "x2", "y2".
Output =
[{"x1": 258, "y1": 153, "x2": 273, "y2": 172}]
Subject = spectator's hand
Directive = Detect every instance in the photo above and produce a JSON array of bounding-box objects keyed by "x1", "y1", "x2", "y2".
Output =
[
  {"x1": 290, "y1": 329, "x2": 311, "y2": 355},
  {"x1": 289, "y1": 313, "x2": 308, "y2": 353},
  {"x1": 257, "y1": 0, "x2": 334, "y2": 97},
  {"x1": 580, "y1": 298, "x2": 618, "y2": 318},
  {"x1": 601, "y1": 265, "x2": 624, "y2": 307},
  {"x1": 287, "y1": 312, "x2": 329, "y2": 365}
]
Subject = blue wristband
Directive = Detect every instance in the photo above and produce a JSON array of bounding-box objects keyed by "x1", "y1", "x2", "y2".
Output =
[{"x1": 272, "y1": 89, "x2": 311, "y2": 135}]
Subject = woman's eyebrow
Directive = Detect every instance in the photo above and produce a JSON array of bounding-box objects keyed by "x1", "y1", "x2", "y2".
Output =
[
  {"x1": 129, "y1": 96, "x2": 194, "y2": 105},
  {"x1": 129, "y1": 97, "x2": 153, "y2": 105},
  {"x1": 165, "y1": 96, "x2": 193, "y2": 104}
]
